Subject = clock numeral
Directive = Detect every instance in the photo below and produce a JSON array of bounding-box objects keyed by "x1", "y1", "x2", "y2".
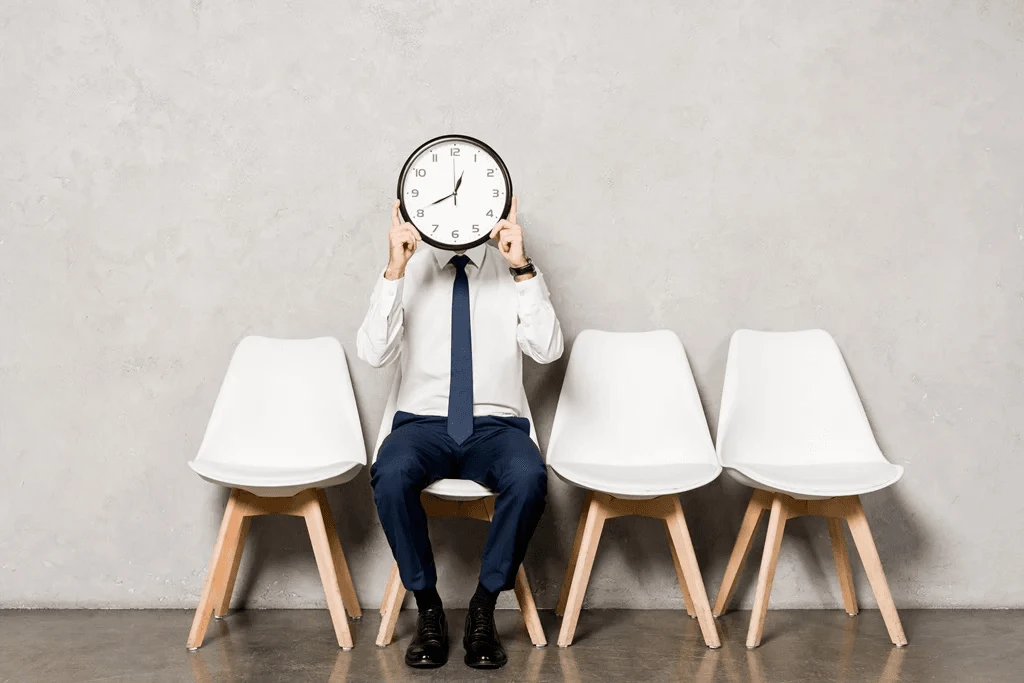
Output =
[
  {"x1": 473, "y1": 154, "x2": 478, "y2": 162},
  {"x1": 431, "y1": 153, "x2": 437, "y2": 162},
  {"x1": 416, "y1": 209, "x2": 424, "y2": 217},
  {"x1": 472, "y1": 224, "x2": 480, "y2": 234},
  {"x1": 451, "y1": 148, "x2": 460, "y2": 156},
  {"x1": 431, "y1": 224, "x2": 439, "y2": 234},
  {"x1": 486, "y1": 209, "x2": 494, "y2": 217},
  {"x1": 410, "y1": 189, "x2": 419, "y2": 197},
  {"x1": 492, "y1": 189, "x2": 500, "y2": 197},
  {"x1": 415, "y1": 168, "x2": 426, "y2": 177},
  {"x1": 486, "y1": 169, "x2": 495, "y2": 177},
  {"x1": 452, "y1": 229, "x2": 459, "y2": 239}
]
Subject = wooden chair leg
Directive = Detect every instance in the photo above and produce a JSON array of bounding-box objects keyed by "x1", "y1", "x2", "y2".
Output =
[
  {"x1": 214, "y1": 516, "x2": 250, "y2": 618},
  {"x1": 665, "y1": 496, "x2": 721, "y2": 648},
  {"x1": 844, "y1": 497, "x2": 907, "y2": 646},
  {"x1": 514, "y1": 565, "x2": 547, "y2": 647},
  {"x1": 713, "y1": 491, "x2": 767, "y2": 617},
  {"x1": 556, "y1": 491, "x2": 594, "y2": 617},
  {"x1": 187, "y1": 489, "x2": 247, "y2": 650},
  {"x1": 376, "y1": 574, "x2": 406, "y2": 647},
  {"x1": 302, "y1": 492, "x2": 354, "y2": 649},
  {"x1": 746, "y1": 496, "x2": 787, "y2": 648},
  {"x1": 383, "y1": 563, "x2": 406, "y2": 623},
  {"x1": 380, "y1": 564, "x2": 399, "y2": 615},
  {"x1": 315, "y1": 490, "x2": 361, "y2": 620},
  {"x1": 827, "y1": 516, "x2": 859, "y2": 616},
  {"x1": 665, "y1": 518, "x2": 697, "y2": 618},
  {"x1": 557, "y1": 494, "x2": 607, "y2": 647}
]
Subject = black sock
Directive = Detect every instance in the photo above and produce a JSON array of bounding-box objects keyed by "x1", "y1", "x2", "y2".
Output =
[
  {"x1": 469, "y1": 582, "x2": 500, "y2": 612},
  {"x1": 414, "y1": 587, "x2": 442, "y2": 612}
]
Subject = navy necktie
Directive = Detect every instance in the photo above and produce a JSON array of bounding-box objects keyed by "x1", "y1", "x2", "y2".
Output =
[{"x1": 447, "y1": 255, "x2": 473, "y2": 443}]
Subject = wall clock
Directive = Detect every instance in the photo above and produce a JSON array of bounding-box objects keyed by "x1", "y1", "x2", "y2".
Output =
[{"x1": 397, "y1": 134, "x2": 513, "y2": 251}]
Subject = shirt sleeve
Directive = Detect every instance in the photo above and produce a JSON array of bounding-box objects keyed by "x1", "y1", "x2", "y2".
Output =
[
  {"x1": 356, "y1": 270, "x2": 405, "y2": 368},
  {"x1": 515, "y1": 271, "x2": 564, "y2": 364}
]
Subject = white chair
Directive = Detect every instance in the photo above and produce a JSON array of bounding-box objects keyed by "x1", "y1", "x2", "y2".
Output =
[
  {"x1": 186, "y1": 336, "x2": 365, "y2": 651},
  {"x1": 712, "y1": 329, "x2": 907, "y2": 648},
  {"x1": 373, "y1": 368, "x2": 547, "y2": 648},
  {"x1": 547, "y1": 329, "x2": 722, "y2": 648}
]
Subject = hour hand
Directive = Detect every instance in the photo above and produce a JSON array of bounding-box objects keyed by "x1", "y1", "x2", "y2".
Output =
[
  {"x1": 454, "y1": 171, "x2": 464, "y2": 193},
  {"x1": 429, "y1": 192, "x2": 455, "y2": 206}
]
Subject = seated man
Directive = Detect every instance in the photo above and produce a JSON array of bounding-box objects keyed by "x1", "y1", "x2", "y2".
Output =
[{"x1": 357, "y1": 196, "x2": 563, "y2": 670}]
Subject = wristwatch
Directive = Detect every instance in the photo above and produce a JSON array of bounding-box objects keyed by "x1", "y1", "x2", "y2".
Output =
[{"x1": 509, "y1": 258, "x2": 536, "y2": 278}]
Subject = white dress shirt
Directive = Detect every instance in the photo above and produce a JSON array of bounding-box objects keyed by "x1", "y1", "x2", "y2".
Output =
[{"x1": 356, "y1": 243, "x2": 564, "y2": 417}]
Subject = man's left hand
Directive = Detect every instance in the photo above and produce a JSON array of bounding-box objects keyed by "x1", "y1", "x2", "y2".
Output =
[{"x1": 490, "y1": 195, "x2": 529, "y2": 269}]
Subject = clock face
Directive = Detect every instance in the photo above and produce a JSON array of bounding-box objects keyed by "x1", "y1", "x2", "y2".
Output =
[{"x1": 397, "y1": 135, "x2": 513, "y2": 251}]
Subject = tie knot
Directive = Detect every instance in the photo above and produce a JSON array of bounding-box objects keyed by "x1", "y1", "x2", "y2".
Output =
[{"x1": 449, "y1": 254, "x2": 470, "y2": 271}]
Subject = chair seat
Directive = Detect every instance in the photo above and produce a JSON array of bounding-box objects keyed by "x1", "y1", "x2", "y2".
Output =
[
  {"x1": 550, "y1": 462, "x2": 721, "y2": 499},
  {"x1": 725, "y1": 462, "x2": 904, "y2": 499},
  {"x1": 188, "y1": 459, "x2": 363, "y2": 498},
  {"x1": 423, "y1": 478, "x2": 493, "y2": 501}
]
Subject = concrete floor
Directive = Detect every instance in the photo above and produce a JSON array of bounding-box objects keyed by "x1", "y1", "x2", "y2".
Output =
[{"x1": 1, "y1": 609, "x2": 1021, "y2": 682}]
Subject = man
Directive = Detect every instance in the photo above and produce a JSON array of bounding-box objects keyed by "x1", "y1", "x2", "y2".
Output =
[{"x1": 357, "y1": 196, "x2": 563, "y2": 669}]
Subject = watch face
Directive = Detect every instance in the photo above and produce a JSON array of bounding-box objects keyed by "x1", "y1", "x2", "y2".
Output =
[{"x1": 397, "y1": 135, "x2": 513, "y2": 251}]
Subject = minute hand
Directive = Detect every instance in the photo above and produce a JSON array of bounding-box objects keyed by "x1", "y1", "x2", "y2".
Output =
[
  {"x1": 453, "y1": 171, "x2": 464, "y2": 206},
  {"x1": 429, "y1": 192, "x2": 455, "y2": 206}
]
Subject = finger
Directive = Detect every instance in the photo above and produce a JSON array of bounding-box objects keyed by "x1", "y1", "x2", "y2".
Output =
[
  {"x1": 502, "y1": 228, "x2": 517, "y2": 250},
  {"x1": 404, "y1": 226, "x2": 422, "y2": 244},
  {"x1": 508, "y1": 195, "x2": 518, "y2": 224},
  {"x1": 500, "y1": 227, "x2": 521, "y2": 248},
  {"x1": 391, "y1": 200, "x2": 401, "y2": 228},
  {"x1": 490, "y1": 219, "x2": 510, "y2": 239}
]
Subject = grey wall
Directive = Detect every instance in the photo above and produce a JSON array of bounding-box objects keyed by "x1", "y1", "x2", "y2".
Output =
[{"x1": 2, "y1": 0, "x2": 1023, "y2": 610}]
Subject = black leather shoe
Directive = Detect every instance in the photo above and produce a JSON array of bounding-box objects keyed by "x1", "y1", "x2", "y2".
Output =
[
  {"x1": 404, "y1": 607, "x2": 449, "y2": 669},
  {"x1": 463, "y1": 607, "x2": 507, "y2": 669}
]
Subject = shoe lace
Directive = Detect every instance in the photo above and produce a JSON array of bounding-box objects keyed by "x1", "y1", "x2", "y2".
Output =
[
  {"x1": 419, "y1": 608, "x2": 444, "y2": 643},
  {"x1": 466, "y1": 607, "x2": 495, "y2": 643}
]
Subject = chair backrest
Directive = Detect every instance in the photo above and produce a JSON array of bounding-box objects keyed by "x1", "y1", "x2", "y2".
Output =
[
  {"x1": 546, "y1": 329, "x2": 717, "y2": 467},
  {"x1": 194, "y1": 336, "x2": 366, "y2": 468},
  {"x1": 372, "y1": 367, "x2": 538, "y2": 462},
  {"x1": 716, "y1": 329, "x2": 887, "y2": 467}
]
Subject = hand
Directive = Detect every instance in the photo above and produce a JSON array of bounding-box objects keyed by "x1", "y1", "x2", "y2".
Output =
[
  {"x1": 490, "y1": 196, "x2": 529, "y2": 269},
  {"x1": 385, "y1": 200, "x2": 421, "y2": 280}
]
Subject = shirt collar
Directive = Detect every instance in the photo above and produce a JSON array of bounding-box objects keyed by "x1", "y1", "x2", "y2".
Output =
[{"x1": 430, "y1": 243, "x2": 488, "y2": 269}]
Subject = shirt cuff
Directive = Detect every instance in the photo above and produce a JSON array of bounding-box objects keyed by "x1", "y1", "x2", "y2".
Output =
[
  {"x1": 375, "y1": 271, "x2": 405, "y2": 318},
  {"x1": 514, "y1": 271, "x2": 550, "y2": 308}
]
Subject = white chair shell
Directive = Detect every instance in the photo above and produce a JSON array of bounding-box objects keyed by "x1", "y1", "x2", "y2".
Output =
[
  {"x1": 189, "y1": 336, "x2": 366, "y2": 498},
  {"x1": 547, "y1": 329, "x2": 721, "y2": 499},
  {"x1": 717, "y1": 329, "x2": 903, "y2": 499}
]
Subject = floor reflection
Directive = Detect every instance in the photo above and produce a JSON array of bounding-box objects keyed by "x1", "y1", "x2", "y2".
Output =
[{"x1": 185, "y1": 610, "x2": 907, "y2": 683}]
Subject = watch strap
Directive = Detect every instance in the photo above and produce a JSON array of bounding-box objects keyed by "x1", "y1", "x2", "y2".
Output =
[{"x1": 509, "y1": 258, "x2": 536, "y2": 277}]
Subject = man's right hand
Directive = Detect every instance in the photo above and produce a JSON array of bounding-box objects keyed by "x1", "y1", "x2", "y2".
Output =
[{"x1": 385, "y1": 199, "x2": 422, "y2": 280}]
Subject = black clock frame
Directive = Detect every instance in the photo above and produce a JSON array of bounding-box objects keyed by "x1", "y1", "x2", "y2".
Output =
[{"x1": 396, "y1": 134, "x2": 514, "y2": 252}]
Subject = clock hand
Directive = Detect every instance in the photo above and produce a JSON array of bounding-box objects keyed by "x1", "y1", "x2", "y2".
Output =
[
  {"x1": 452, "y1": 159, "x2": 458, "y2": 207},
  {"x1": 429, "y1": 192, "x2": 455, "y2": 206},
  {"x1": 454, "y1": 171, "x2": 464, "y2": 194}
]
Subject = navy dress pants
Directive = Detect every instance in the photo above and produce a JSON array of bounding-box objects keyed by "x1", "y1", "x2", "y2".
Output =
[{"x1": 371, "y1": 411, "x2": 548, "y2": 593}]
